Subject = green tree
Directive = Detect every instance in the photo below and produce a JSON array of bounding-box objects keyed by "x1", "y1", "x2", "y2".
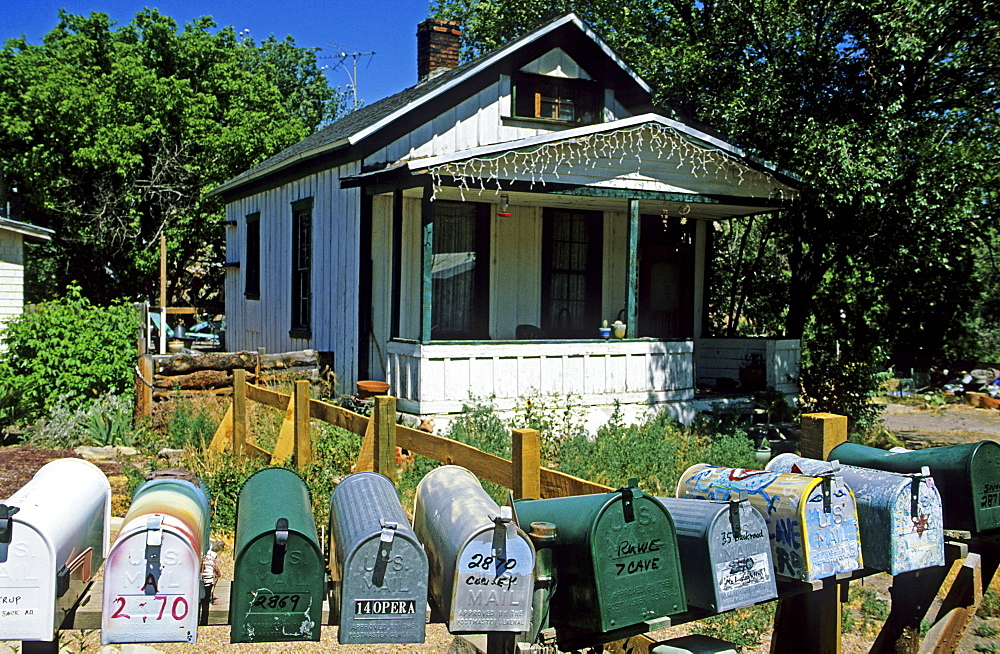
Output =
[
  {"x1": 431, "y1": 0, "x2": 1000, "y2": 426},
  {"x1": 0, "y1": 10, "x2": 346, "y2": 305}
]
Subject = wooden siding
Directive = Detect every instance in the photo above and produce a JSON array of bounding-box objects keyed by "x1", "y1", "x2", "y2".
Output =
[
  {"x1": 490, "y1": 204, "x2": 542, "y2": 339},
  {"x1": 694, "y1": 338, "x2": 800, "y2": 394},
  {"x1": 601, "y1": 210, "x2": 628, "y2": 325},
  {"x1": 0, "y1": 229, "x2": 24, "y2": 350},
  {"x1": 369, "y1": 194, "x2": 394, "y2": 378},
  {"x1": 224, "y1": 163, "x2": 363, "y2": 395},
  {"x1": 365, "y1": 78, "x2": 636, "y2": 169},
  {"x1": 386, "y1": 339, "x2": 694, "y2": 415}
]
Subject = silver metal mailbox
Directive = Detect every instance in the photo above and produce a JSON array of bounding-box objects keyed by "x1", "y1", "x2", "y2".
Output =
[
  {"x1": 656, "y1": 496, "x2": 777, "y2": 612},
  {"x1": 329, "y1": 471, "x2": 428, "y2": 645},
  {"x1": 0, "y1": 458, "x2": 110, "y2": 642},
  {"x1": 677, "y1": 464, "x2": 863, "y2": 582},
  {"x1": 101, "y1": 477, "x2": 211, "y2": 644},
  {"x1": 766, "y1": 454, "x2": 944, "y2": 575},
  {"x1": 413, "y1": 466, "x2": 535, "y2": 634}
]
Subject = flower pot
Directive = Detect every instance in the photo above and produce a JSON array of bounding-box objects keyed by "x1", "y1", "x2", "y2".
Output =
[{"x1": 598, "y1": 327, "x2": 611, "y2": 339}]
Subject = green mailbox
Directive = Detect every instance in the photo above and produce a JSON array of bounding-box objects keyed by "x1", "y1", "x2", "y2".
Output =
[
  {"x1": 514, "y1": 480, "x2": 686, "y2": 637},
  {"x1": 230, "y1": 468, "x2": 325, "y2": 643},
  {"x1": 829, "y1": 440, "x2": 1000, "y2": 535}
]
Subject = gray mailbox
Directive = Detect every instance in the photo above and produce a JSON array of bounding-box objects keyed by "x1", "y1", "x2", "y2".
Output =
[
  {"x1": 329, "y1": 472, "x2": 428, "y2": 645},
  {"x1": 656, "y1": 496, "x2": 777, "y2": 613},
  {"x1": 767, "y1": 454, "x2": 944, "y2": 575},
  {"x1": 413, "y1": 466, "x2": 535, "y2": 634},
  {"x1": 0, "y1": 458, "x2": 110, "y2": 643}
]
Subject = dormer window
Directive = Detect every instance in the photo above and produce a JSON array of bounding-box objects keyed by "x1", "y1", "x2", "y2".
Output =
[{"x1": 513, "y1": 73, "x2": 599, "y2": 125}]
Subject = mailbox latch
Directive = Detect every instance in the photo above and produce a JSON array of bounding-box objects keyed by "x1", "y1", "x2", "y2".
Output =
[
  {"x1": 145, "y1": 514, "x2": 163, "y2": 562},
  {"x1": 617, "y1": 477, "x2": 640, "y2": 524},
  {"x1": 819, "y1": 471, "x2": 836, "y2": 514},
  {"x1": 0, "y1": 505, "x2": 19, "y2": 545},
  {"x1": 372, "y1": 520, "x2": 398, "y2": 587},
  {"x1": 491, "y1": 507, "x2": 515, "y2": 576},
  {"x1": 271, "y1": 517, "x2": 289, "y2": 575},
  {"x1": 910, "y1": 466, "x2": 931, "y2": 518},
  {"x1": 729, "y1": 492, "x2": 748, "y2": 539}
]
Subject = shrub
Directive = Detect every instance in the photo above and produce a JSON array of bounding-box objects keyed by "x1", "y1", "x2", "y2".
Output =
[
  {"x1": 699, "y1": 601, "x2": 776, "y2": 649},
  {"x1": 0, "y1": 286, "x2": 136, "y2": 426},
  {"x1": 980, "y1": 588, "x2": 1000, "y2": 618},
  {"x1": 28, "y1": 394, "x2": 137, "y2": 448},
  {"x1": 162, "y1": 397, "x2": 217, "y2": 450}
]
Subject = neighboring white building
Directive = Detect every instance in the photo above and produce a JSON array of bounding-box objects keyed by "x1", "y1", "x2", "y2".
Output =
[
  {"x1": 211, "y1": 14, "x2": 802, "y2": 426},
  {"x1": 0, "y1": 216, "x2": 53, "y2": 348}
]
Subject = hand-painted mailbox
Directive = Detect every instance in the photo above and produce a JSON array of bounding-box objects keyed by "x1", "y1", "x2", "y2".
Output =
[
  {"x1": 655, "y1": 496, "x2": 777, "y2": 613},
  {"x1": 676, "y1": 464, "x2": 863, "y2": 582},
  {"x1": 829, "y1": 440, "x2": 1000, "y2": 535},
  {"x1": 767, "y1": 453, "x2": 944, "y2": 575},
  {"x1": 230, "y1": 467, "x2": 324, "y2": 643},
  {"x1": 101, "y1": 476, "x2": 211, "y2": 644},
  {"x1": 0, "y1": 459, "x2": 110, "y2": 642},
  {"x1": 413, "y1": 466, "x2": 535, "y2": 633},
  {"x1": 329, "y1": 471, "x2": 428, "y2": 644},
  {"x1": 514, "y1": 481, "x2": 686, "y2": 636}
]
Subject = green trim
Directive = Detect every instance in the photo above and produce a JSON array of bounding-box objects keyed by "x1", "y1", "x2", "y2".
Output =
[
  {"x1": 626, "y1": 199, "x2": 639, "y2": 336},
  {"x1": 420, "y1": 188, "x2": 434, "y2": 342},
  {"x1": 550, "y1": 186, "x2": 784, "y2": 206}
]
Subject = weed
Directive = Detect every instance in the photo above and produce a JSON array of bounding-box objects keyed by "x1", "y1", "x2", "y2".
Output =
[
  {"x1": 975, "y1": 643, "x2": 998, "y2": 654},
  {"x1": 842, "y1": 607, "x2": 857, "y2": 633},
  {"x1": 699, "y1": 601, "x2": 776, "y2": 649},
  {"x1": 859, "y1": 589, "x2": 890, "y2": 622},
  {"x1": 974, "y1": 623, "x2": 999, "y2": 638},
  {"x1": 163, "y1": 397, "x2": 219, "y2": 450},
  {"x1": 981, "y1": 589, "x2": 1000, "y2": 618}
]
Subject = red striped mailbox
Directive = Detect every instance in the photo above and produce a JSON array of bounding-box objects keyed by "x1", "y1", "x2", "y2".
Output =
[
  {"x1": 0, "y1": 459, "x2": 110, "y2": 643},
  {"x1": 101, "y1": 477, "x2": 211, "y2": 645}
]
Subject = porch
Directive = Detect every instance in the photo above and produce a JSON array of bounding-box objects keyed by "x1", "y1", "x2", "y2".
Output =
[{"x1": 385, "y1": 336, "x2": 799, "y2": 426}]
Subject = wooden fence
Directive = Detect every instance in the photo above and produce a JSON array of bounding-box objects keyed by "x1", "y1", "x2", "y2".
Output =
[{"x1": 206, "y1": 373, "x2": 995, "y2": 654}]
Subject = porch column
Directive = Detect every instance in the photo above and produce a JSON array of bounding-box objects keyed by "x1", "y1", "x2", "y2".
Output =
[
  {"x1": 626, "y1": 198, "x2": 639, "y2": 337},
  {"x1": 420, "y1": 186, "x2": 434, "y2": 342}
]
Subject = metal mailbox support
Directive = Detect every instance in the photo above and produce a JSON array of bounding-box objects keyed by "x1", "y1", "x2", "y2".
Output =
[
  {"x1": 230, "y1": 467, "x2": 324, "y2": 643},
  {"x1": 656, "y1": 496, "x2": 777, "y2": 613},
  {"x1": 768, "y1": 453, "x2": 944, "y2": 574},
  {"x1": 677, "y1": 464, "x2": 863, "y2": 582},
  {"x1": 513, "y1": 481, "x2": 686, "y2": 637},
  {"x1": 101, "y1": 477, "x2": 211, "y2": 644},
  {"x1": 0, "y1": 459, "x2": 110, "y2": 643},
  {"x1": 329, "y1": 471, "x2": 428, "y2": 644},
  {"x1": 413, "y1": 466, "x2": 535, "y2": 634},
  {"x1": 828, "y1": 440, "x2": 1000, "y2": 536}
]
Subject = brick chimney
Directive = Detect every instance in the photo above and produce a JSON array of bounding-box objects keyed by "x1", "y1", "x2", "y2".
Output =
[{"x1": 417, "y1": 19, "x2": 462, "y2": 82}]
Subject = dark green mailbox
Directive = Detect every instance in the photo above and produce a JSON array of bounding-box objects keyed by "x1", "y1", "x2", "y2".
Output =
[
  {"x1": 829, "y1": 440, "x2": 1000, "y2": 535},
  {"x1": 230, "y1": 468, "x2": 325, "y2": 643},
  {"x1": 514, "y1": 480, "x2": 686, "y2": 636}
]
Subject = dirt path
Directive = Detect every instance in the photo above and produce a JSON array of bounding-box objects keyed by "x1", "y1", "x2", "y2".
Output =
[{"x1": 881, "y1": 400, "x2": 1000, "y2": 447}]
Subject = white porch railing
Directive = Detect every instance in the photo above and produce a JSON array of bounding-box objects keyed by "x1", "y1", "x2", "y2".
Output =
[
  {"x1": 386, "y1": 338, "x2": 695, "y2": 415},
  {"x1": 693, "y1": 338, "x2": 801, "y2": 395}
]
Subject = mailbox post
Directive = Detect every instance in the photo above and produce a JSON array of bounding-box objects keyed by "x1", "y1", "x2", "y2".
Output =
[
  {"x1": 0, "y1": 459, "x2": 110, "y2": 644},
  {"x1": 413, "y1": 466, "x2": 535, "y2": 634},
  {"x1": 329, "y1": 471, "x2": 428, "y2": 644},
  {"x1": 656, "y1": 496, "x2": 777, "y2": 612},
  {"x1": 230, "y1": 467, "x2": 325, "y2": 643},
  {"x1": 102, "y1": 476, "x2": 211, "y2": 644},
  {"x1": 514, "y1": 481, "x2": 686, "y2": 639},
  {"x1": 677, "y1": 464, "x2": 863, "y2": 582},
  {"x1": 768, "y1": 453, "x2": 944, "y2": 574},
  {"x1": 829, "y1": 440, "x2": 1000, "y2": 536}
]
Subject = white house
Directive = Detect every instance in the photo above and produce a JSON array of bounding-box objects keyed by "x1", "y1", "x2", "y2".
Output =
[
  {"x1": 211, "y1": 14, "x2": 801, "y2": 426},
  {"x1": 0, "y1": 216, "x2": 53, "y2": 349}
]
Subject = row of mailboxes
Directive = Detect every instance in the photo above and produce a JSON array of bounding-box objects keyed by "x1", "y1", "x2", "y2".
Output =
[
  {"x1": 829, "y1": 440, "x2": 1000, "y2": 536},
  {"x1": 101, "y1": 476, "x2": 212, "y2": 645},
  {"x1": 0, "y1": 459, "x2": 111, "y2": 643},
  {"x1": 767, "y1": 453, "x2": 945, "y2": 575},
  {"x1": 677, "y1": 464, "x2": 864, "y2": 582}
]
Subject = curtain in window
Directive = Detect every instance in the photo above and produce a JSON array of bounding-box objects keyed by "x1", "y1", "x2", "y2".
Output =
[{"x1": 432, "y1": 202, "x2": 478, "y2": 339}]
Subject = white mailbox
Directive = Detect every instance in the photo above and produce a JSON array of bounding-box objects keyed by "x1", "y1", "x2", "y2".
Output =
[
  {"x1": 0, "y1": 458, "x2": 111, "y2": 642},
  {"x1": 101, "y1": 478, "x2": 210, "y2": 645}
]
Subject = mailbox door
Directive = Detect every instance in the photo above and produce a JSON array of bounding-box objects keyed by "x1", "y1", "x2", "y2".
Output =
[
  {"x1": 340, "y1": 533, "x2": 427, "y2": 644},
  {"x1": 101, "y1": 520, "x2": 201, "y2": 644},
  {"x1": 887, "y1": 483, "x2": 945, "y2": 575},
  {"x1": 796, "y1": 480, "x2": 863, "y2": 582},
  {"x1": 449, "y1": 527, "x2": 534, "y2": 633},
  {"x1": 0, "y1": 524, "x2": 55, "y2": 641},
  {"x1": 230, "y1": 531, "x2": 324, "y2": 643},
  {"x1": 969, "y1": 441, "x2": 1000, "y2": 533}
]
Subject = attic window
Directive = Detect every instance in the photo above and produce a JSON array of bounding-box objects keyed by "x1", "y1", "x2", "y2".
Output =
[{"x1": 513, "y1": 73, "x2": 599, "y2": 125}]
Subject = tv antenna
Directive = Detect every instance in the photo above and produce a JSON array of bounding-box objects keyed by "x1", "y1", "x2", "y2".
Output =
[{"x1": 321, "y1": 43, "x2": 375, "y2": 107}]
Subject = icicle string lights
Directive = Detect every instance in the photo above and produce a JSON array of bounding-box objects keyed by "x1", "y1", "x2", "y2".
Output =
[{"x1": 427, "y1": 122, "x2": 792, "y2": 203}]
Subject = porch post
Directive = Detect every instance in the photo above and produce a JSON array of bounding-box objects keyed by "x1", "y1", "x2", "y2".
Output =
[
  {"x1": 420, "y1": 186, "x2": 434, "y2": 342},
  {"x1": 626, "y1": 198, "x2": 639, "y2": 337}
]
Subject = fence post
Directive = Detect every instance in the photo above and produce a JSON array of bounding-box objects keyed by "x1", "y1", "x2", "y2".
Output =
[
  {"x1": 799, "y1": 412, "x2": 848, "y2": 460},
  {"x1": 512, "y1": 429, "x2": 541, "y2": 500},
  {"x1": 294, "y1": 379, "x2": 312, "y2": 467},
  {"x1": 233, "y1": 368, "x2": 247, "y2": 455},
  {"x1": 373, "y1": 395, "x2": 397, "y2": 481},
  {"x1": 135, "y1": 335, "x2": 153, "y2": 422}
]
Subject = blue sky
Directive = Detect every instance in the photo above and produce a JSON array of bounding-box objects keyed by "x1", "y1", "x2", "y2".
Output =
[{"x1": 0, "y1": 0, "x2": 433, "y2": 104}]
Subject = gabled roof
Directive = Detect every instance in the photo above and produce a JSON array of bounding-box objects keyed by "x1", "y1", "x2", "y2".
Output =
[
  {"x1": 0, "y1": 216, "x2": 53, "y2": 243},
  {"x1": 210, "y1": 13, "x2": 653, "y2": 198}
]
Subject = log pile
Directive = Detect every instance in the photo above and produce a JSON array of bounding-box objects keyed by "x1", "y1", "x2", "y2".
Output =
[{"x1": 150, "y1": 350, "x2": 321, "y2": 397}]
